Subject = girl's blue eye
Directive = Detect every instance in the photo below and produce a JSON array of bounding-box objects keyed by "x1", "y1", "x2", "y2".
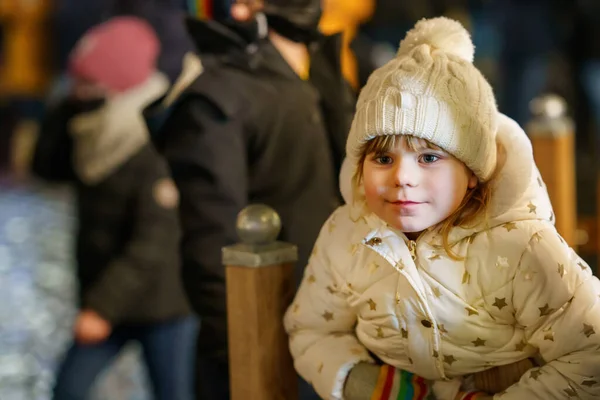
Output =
[
  {"x1": 376, "y1": 155, "x2": 393, "y2": 165},
  {"x1": 420, "y1": 154, "x2": 440, "y2": 164}
]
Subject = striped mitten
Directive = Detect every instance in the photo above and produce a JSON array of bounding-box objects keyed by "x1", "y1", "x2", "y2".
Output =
[{"x1": 344, "y1": 363, "x2": 433, "y2": 400}]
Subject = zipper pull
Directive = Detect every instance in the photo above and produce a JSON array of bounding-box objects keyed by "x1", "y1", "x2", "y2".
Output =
[{"x1": 408, "y1": 240, "x2": 417, "y2": 260}]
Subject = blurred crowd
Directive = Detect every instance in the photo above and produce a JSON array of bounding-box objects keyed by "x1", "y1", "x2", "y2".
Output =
[{"x1": 1, "y1": 1, "x2": 600, "y2": 157}]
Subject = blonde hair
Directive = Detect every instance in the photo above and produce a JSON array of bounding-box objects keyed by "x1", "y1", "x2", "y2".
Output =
[{"x1": 353, "y1": 135, "x2": 493, "y2": 260}]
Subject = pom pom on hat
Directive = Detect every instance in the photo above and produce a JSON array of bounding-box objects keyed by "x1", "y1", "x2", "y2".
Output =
[
  {"x1": 397, "y1": 17, "x2": 475, "y2": 63},
  {"x1": 346, "y1": 17, "x2": 498, "y2": 183}
]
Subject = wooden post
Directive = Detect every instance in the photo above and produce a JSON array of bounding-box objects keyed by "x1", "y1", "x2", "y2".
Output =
[
  {"x1": 527, "y1": 94, "x2": 577, "y2": 246},
  {"x1": 222, "y1": 204, "x2": 298, "y2": 400}
]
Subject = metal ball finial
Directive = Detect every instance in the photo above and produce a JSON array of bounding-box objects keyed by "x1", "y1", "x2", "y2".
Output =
[
  {"x1": 236, "y1": 204, "x2": 281, "y2": 245},
  {"x1": 529, "y1": 94, "x2": 567, "y2": 119}
]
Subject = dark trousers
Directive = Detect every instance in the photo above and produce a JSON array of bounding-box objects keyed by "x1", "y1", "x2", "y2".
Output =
[{"x1": 53, "y1": 316, "x2": 198, "y2": 400}]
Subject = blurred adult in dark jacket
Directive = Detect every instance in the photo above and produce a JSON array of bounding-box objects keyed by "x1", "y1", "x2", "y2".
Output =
[
  {"x1": 32, "y1": 17, "x2": 195, "y2": 400},
  {"x1": 145, "y1": 0, "x2": 356, "y2": 398}
]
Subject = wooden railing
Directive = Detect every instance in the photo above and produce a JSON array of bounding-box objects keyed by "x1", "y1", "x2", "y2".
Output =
[
  {"x1": 222, "y1": 204, "x2": 298, "y2": 400},
  {"x1": 527, "y1": 94, "x2": 577, "y2": 247}
]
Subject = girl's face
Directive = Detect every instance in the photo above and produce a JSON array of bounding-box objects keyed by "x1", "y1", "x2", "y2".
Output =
[{"x1": 362, "y1": 136, "x2": 477, "y2": 239}]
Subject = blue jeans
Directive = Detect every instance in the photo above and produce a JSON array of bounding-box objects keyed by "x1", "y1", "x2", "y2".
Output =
[{"x1": 52, "y1": 316, "x2": 198, "y2": 400}]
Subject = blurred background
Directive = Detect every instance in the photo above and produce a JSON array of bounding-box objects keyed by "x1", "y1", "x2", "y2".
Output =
[{"x1": 1, "y1": 0, "x2": 599, "y2": 399}]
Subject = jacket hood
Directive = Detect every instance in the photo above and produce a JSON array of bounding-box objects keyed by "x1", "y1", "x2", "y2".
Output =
[{"x1": 340, "y1": 113, "x2": 554, "y2": 244}]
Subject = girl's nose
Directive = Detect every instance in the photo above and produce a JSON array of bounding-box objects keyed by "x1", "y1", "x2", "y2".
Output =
[{"x1": 393, "y1": 157, "x2": 419, "y2": 188}]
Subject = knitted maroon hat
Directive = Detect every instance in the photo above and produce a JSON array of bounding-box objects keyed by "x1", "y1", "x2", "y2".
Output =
[{"x1": 68, "y1": 16, "x2": 160, "y2": 93}]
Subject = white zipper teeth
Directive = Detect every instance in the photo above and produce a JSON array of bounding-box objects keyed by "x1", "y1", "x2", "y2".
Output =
[
  {"x1": 363, "y1": 235, "x2": 446, "y2": 378},
  {"x1": 408, "y1": 240, "x2": 417, "y2": 260},
  {"x1": 405, "y1": 238, "x2": 446, "y2": 379}
]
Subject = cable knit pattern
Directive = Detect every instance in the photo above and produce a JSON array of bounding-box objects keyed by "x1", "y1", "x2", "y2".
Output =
[{"x1": 346, "y1": 17, "x2": 498, "y2": 181}]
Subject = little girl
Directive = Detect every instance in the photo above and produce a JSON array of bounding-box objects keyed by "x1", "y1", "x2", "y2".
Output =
[{"x1": 285, "y1": 17, "x2": 600, "y2": 400}]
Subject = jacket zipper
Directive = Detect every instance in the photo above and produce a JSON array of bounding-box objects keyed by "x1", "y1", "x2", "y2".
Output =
[
  {"x1": 404, "y1": 237, "x2": 446, "y2": 378},
  {"x1": 408, "y1": 240, "x2": 417, "y2": 261}
]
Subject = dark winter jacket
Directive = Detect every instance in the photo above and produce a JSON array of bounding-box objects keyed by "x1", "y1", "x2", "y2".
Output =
[
  {"x1": 145, "y1": 16, "x2": 355, "y2": 387},
  {"x1": 32, "y1": 75, "x2": 190, "y2": 324}
]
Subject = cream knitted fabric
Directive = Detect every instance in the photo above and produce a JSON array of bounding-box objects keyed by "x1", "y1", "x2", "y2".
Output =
[{"x1": 346, "y1": 17, "x2": 498, "y2": 181}]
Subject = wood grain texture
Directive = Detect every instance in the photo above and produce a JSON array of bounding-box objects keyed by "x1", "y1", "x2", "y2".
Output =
[
  {"x1": 226, "y1": 263, "x2": 298, "y2": 400},
  {"x1": 473, "y1": 358, "x2": 535, "y2": 394},
  {"x1": 531, "y1": 132, "x2": 577, "y2": 247}
]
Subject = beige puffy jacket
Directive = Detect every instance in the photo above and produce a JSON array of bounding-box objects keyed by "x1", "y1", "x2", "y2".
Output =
[{"x1": 284, "y1": 114, "x2": 600, "y2": 399}]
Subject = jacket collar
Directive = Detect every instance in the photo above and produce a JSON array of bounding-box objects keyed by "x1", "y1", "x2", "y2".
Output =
[
  {"x1": 185, "y1": 17, "x2": 257, "y2": 55},
  {"x1": 185, "y1": 17, "x2": 344, "y2": 80}
]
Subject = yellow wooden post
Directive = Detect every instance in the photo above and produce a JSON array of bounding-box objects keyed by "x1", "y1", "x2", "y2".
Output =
[
  {"x1": 222, "y1": 204, "x2": 298, "y2": 400},
  {"x1": 527, "y1": 94, "x2": 577, "y2": 246}
]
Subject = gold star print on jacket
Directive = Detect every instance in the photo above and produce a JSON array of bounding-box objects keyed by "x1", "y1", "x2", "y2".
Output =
[{"x1": 284, "y1": 114, "x2": 600, "y2": 400}]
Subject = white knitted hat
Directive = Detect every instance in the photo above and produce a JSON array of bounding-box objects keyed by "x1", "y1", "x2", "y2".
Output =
[{"x1": 347, "y1": 17, "x2": 498, "y2": 181}]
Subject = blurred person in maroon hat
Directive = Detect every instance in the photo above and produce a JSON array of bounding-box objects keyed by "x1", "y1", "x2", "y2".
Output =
[{"x1": 31, "y1": 16, "x2": 196, "y2": 400}]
